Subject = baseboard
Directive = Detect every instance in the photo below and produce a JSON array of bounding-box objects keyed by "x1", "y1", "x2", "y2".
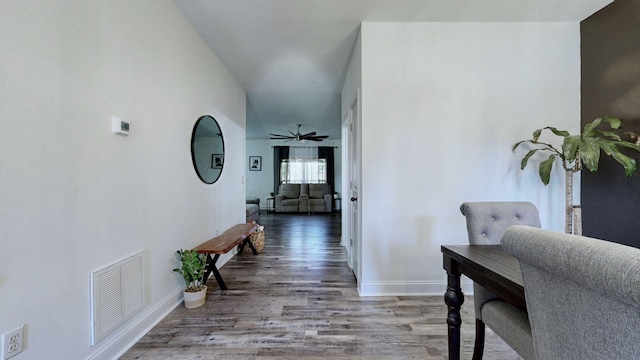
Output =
[
  {"x1": 86, "y1": 287, "x2": 183, "y2": 360},
  {"x1": 358, "y1": 280, "x2": 474, "y2": 297}
]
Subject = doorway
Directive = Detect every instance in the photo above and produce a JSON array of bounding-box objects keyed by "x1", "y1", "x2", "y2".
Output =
[{"x1": 342, "y1": 90, "x2": 362, "y2": 288}]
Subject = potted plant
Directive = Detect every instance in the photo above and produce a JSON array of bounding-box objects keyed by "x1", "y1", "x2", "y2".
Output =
[
  {"x1": 269, "y1": 191, "x2": 275, "y2": 197},
  {"x1": 172, "y1": 249, "x2": 208, "y2": 308},
  {"x1": 513, "y1": 116, "x2": 640, "y2": 235}
]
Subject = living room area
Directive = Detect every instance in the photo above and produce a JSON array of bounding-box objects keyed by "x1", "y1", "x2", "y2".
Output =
[{"x1": 245, "y1": 142, "x2": 343, "y2": 216}]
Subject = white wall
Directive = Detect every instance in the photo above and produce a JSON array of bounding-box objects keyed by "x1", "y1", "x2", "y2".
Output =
[
  {"x1": 340, "y1": 29, "x2": 362, "y2": 276},
  {"x1": 0, "y1": 1, "x2": 246, "y2": 359},
  {"x1": 246, "y1": 139, "x2": 342, "y2": 209},
  {"x1": 342, "y1": 29, "x2": 362, "y2": 119},
  {"x1": 349, "y1": 22, "x2": 580, "y2": 295}
]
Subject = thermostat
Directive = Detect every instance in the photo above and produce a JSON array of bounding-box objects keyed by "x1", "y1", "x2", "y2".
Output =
[{"x1": 112, "y1": 116, "x2": 130, "y2": 136}]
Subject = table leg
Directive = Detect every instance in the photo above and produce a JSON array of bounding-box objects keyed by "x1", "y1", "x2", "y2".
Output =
[
  {"x1": 203, "y1": 254, "x2": 227, "y2": 290},
  {"x1": 444, "y1": 270, "x2": 464, "y2": 360}
]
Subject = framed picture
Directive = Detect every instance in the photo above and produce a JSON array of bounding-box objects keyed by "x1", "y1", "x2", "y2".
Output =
[
  {"x1": 249, "y1": 156, "x2": 262, "y2": 171},
  {"x1": 212, "y1": 154, "x2": 223, "y2": 168}
]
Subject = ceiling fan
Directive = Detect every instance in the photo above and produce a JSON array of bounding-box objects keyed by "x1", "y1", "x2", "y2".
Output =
[{"x1": 269, "y1": 124, "x2": 329, "y2": 142}]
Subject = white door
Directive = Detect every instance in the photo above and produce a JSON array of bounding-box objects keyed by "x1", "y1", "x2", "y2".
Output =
[{"x1": 346, "y1": 91, "x2": 361, "y2": 284}]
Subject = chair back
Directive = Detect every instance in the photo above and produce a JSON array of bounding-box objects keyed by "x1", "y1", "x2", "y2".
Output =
[
  {"x1": 460, "y1": 202, "x2": 541, "y2": 245},
  {"x1": 502, "y1": 226, "x2": 640, "y2": 360},
  {"x1": 460, "y1": 201, "x2": 542, "y2": 319}
]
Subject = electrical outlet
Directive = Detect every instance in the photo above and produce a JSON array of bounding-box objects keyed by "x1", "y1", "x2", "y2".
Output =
[{"x1": 1, "y1": 325, "x2": 24, "y2": 360}]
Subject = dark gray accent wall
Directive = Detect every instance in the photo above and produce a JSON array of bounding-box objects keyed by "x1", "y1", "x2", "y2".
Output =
[{"x1": 581, "y1": 0, "x2": 640, "y2": 247}]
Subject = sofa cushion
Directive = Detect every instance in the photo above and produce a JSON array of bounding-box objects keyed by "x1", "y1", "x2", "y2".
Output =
[
  {"x1": 281, "y1": 199, "x2": 298, "y2": 206},
  {"x1": 309, "y1": 184, "x2": 330, "y2": 199},
  {"x1": 280, "y1": 184, "x2": 300, "y2": 199},
  {"x1": 308, "y1": 199, "x2": 328, "y2": 212},
  {"x1": 281, "y1": 199, "x2": 299, "y2": 212}
]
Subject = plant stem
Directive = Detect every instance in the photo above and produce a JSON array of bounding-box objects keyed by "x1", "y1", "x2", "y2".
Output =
[
  {"x1": 563, "y1": 154, "x2": 581, "y2": 234},
  {"x1": 565, "y1": 169, "x2": 573, "y2": 234}
]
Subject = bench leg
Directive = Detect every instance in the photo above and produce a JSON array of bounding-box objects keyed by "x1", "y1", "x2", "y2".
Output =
[
  {"x1": 203, "y1": 254, "x2": 227, "y2": 291},
  {"x1": 244, "y1": 238, "x2": 258, "y2": 255},
  {"x1": 238, "y1": 238, "x2": 258, "y2": 255}
]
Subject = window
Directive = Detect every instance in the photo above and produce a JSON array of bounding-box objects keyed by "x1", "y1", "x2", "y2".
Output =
[{"x1": 280, "y1": 158, "x2": 327, "y2": 184}]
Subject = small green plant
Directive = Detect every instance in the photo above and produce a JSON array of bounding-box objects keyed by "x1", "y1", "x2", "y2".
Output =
[
  {"x1": 269, "y1": 192, "x2": 275, "y2": 197},
  {"x1": 172, "y1": 249, "x2": 207, "y2": 292}
]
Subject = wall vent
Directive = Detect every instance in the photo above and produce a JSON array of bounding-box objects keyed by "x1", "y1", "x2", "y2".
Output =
[{"x1": 90, "y1": 251, "x2": 145, "y2": 345}]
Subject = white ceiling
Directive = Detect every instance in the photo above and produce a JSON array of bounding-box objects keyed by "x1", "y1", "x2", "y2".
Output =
[{"x1": 173, "y1": 0, "x2": 612, "y2": 140}]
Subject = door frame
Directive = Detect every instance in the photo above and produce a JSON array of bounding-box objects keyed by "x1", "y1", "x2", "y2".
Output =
[{"x1": 342, "y1": 89, "x2": 362, "y2": 289}]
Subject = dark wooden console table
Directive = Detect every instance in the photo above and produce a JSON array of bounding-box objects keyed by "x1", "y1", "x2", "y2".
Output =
[{"x1": 441, "y1": 245, "x2": 525, "y2": 360}]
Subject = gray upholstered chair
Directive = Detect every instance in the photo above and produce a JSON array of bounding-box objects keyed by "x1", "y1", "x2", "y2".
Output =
[
  {"x1": 502, "y1": 226, "x2": 640, "y2": 360},
  {"x1": 460, "y1": 202, "x2": 539, "y2": 360},
  {"x1": 303, "y1": 183, "x2": 332, "y2": 212},
  {"x1": 275, "y1": 184, "x2": 302, "y2": 212}
]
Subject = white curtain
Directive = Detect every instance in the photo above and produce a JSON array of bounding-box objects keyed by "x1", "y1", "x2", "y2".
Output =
[
  {"x1": 289, "y1": 147, "x2": 317, "y2": 160},
  {"x1": 281, "y1": 147, "x2": 325, "y2": 184}
]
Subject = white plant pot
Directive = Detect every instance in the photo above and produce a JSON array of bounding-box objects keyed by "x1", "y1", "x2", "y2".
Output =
[{"x1": 183, "y1": 285, "x2": 207, "y2": 309}]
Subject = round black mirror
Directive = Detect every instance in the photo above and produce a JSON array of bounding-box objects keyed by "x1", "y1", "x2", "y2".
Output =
[{"x1": 191, "y1": 115, "x2": 224, "y2": 184}]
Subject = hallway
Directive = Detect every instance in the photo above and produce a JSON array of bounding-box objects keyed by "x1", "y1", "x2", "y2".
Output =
[{"x1": 121, "y1": 212, "x2": 519, "y2": 359}]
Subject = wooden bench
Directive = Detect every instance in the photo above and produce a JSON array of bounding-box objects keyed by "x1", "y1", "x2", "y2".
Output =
[{"x1": 193, "y1": 223, "x2": 259, "y2": 290}]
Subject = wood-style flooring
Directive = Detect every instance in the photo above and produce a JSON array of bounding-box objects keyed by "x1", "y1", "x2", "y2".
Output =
[{"x1": 121, "y1": 212, "x2": 521, "y2": 359}]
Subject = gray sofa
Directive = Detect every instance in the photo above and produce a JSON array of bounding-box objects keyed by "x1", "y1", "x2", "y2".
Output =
[
  {"x1": 246, "y1": 197, "x2": 260, "y2": 222},
  {"x1": 275, "y1": 183, "x2": 332, "y2": 213},
  {"x1": 502, "y1": 226, "x2": 640, "y2": 360}
]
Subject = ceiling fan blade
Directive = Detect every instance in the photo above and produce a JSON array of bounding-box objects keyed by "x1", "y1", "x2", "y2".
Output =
[
  {"x1": 303, "y1": 135, "x2": 329, "y2": 141},
  {"x1": 269, "y1": 133, "x2": 293, "y2": 138},
  {"x1": 271, "y1": 126, "x2": 328, "y2": 142}
]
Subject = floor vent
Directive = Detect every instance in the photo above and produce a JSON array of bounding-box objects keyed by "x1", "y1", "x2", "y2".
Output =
[{"x1": 90, "y1": 251, "x2": 145, "y2": 345}]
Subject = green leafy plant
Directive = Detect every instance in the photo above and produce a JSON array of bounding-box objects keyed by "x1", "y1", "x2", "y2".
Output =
[
  {"x1": 514, "y1": 117, "x2": 640, "y2": 184},
  {"x1": 172, "y1": 249, "x2": 207, "y2": 292},
  {"x1": 513, "y1": 116, "x2": 640, "y2": 234}
]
